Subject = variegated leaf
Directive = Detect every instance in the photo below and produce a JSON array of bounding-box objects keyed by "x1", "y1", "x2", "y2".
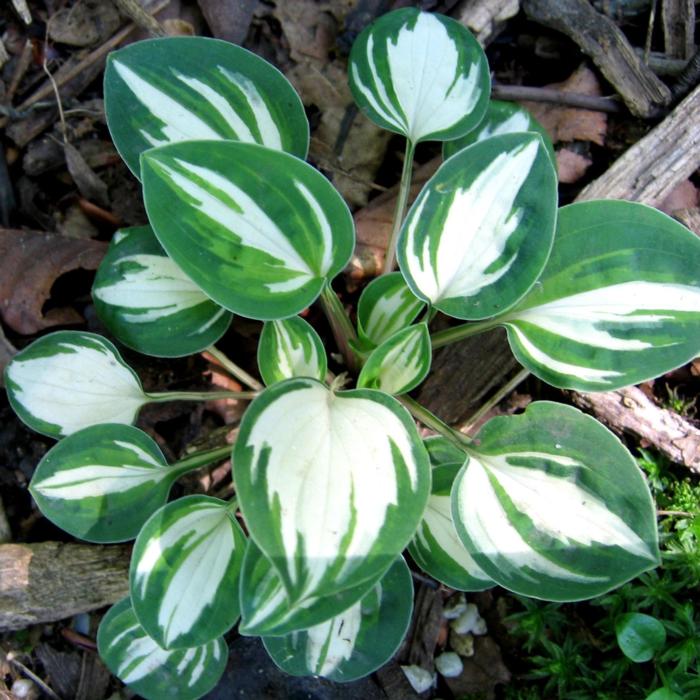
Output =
[
  {"x1": 348, "y1": 8, "x2": 489, "y2": 143},
  {"x1": 451, "y1": 402, "x2": 660, "y2": 601},
  {"x1": 238, "y1": 539, "x2": 385, "y2": 637},
  {"x1": 141, "y1": 140, "x2": 355, "y2": 320},
  {"x1": 499, "y1": 200, "x2": 700, "y2": 390},
  {"x1": 398, "y1": 133, "x2": 557, "y2": 320},
  {"x1": 105, "y1": 36, "x2": 308, "y2": 177},
  {"x1": 234, "y1": 378, "x2": 430, "y2": 604},
  {"x1": 257, "y1": 316, "x2": 327, "y2": 386},
  {"x1": 93, "y1": 226, "x2": 231, "y2": 357},
  {"x1": 130, "y1": 495, "x2": 246, "y2": 649},
  {"x1": 4, "y1": 331, "x2": 146, "y2": 438},
  {"x1": 424, "y1": 435, "x2": 467, "y2": 468},
  {"x1": 443, "y1": 100, "x2": 555, "y2": 164},
  {"x1": 356, "y1": 272, "x2": 425, "y2": 350},
  {"x1": 409, "y1": 463, "x2": 494, "y2": 591},
  {"x1": 262, "y1": 555, "x2": 412, "y2": 681},
  {"x1": 30, "y1": 424, "x2": 180, "y2": 543},
  {"x1": 357, "y1": 323, "x2": 431, "y2": 395},
  {"x1": 98, "y1": 597, "x2": 227, "y2": 700}
]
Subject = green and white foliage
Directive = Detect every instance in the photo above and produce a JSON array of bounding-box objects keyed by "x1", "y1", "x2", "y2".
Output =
[
  {"x1": 4, "y1": 332, "x2": 146, "y2": 438},
  {"x1": 130, "y1": 495, "x2": 246, "y2": 649},
  {"x1": 409, "y1": 463, "x2": 494, "y2": 592},
  {"x1": 499, "y1": 200, "x2": 700, "y2": 390},
  {"x1": 348, "y1": 8, "x2": 489, "y2": 143},
  {"x1": 356, "y1": 272, "x2": 425, "y2": 351},
  {"x1": 257, "y1": 316, "x2": 327, "y2": 386},
  {"x1": 30, "y1": 424, "x2": 181, "y2": 543},
  {"x1": 451, "y1": 402, "x2": 660, "y2": 601},
  {"x1": 142, "y1": 140, "x2": 355, "y2": 320},
  {"x1": 398, "y1": 133, "x2": 557, "y2": 320},
  {"x1": 442, "y1": 100, "x2": 555, "y2": 164},
  {"x1": 239, "y1": 539, "x2": 386, "y2": 637},
  {"x1": 424, "y1": 435, "x2": 467, "y2": 468},
  {"x1": 357, "y1": 323, "x2": 431, "y2": 395},
  {"x1": 234, "y1": 378, "x2": 430, "y2": 604},
  {"x1": 263, "y1": 556, "x2": 413, "y2": 682},
  {"x1": 98, "y1": 598, "x2": 227, "y2": 700},
  {"x1": 104, "y1": 36, "x2": 308, "y2": 177},
  {"x1": 93, "y1": 226, "x2": 231, "y2": 357}
]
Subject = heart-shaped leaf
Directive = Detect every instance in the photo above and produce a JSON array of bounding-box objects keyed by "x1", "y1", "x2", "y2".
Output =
[
  {"x1": 262, "y1": 555, "x2": 413, "y2": 682},
  {"x1": 451, "y1": 402, "x2": 660, "y2": 601},
  {"x1": 356, "y1": 272, "x2": 425, "y2": 350},
  {"x1": 4, "y1": 331, "x2": 146, "y2": 438},
  {"x1": 443, "y1": 100, "x2": 555, "y2": 164},
  {"x1": 398, "y1": 133, "x2": 557, "y2": 320},
  {"x1": 130, "y1": 495, "x2": 246, "y2": 649},
  {"x1": 142, "y1": 141, "x2": 355, "y2": 320},
  {"x1": 357, "y1": 323, "x2": 431, "y2": 395},
  {"x1": 499, "y1": 200, "x2": 700, "y2": 390},
  {"x1": 105, "y1": 36, "x2": 308, "y2": 177},
  {"x1": 98, "y1": 597, "x2": 227, "y2": 700},
  {"x1": 238, "y1": 539, "x2": 386, "y2": 637},
  {"x1": 30, "y1": 424, "x2": 181, "y2": 543},
  {"x1": 93, "y1": 226, "x2": 231, "y2": 357},
  {"x1": 257, "y1": 316, "x2": 327, "y2": 386},
  {"x1": 348, "y1": 8, "x2": 489, "y2": 143},
  {"x1": 409, "y1": 463, "x2": 494, "y2": 591},
  {"x1": 234, "y1": 378, "x2": 430, "y2": 604}
]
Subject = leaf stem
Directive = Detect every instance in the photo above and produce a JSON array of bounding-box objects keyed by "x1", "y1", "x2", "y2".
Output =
[
  {"x1": 146, "y1": 389, "x2": 258, "y2": 403},
  {"x1": 171, "y1": 444, "x2": 232, "y2": 475},
  {"x1": 206, "y1": 345, "x2": 264, "y2": 391},
  {"x1": 461, "y1": 368, "x2": 530, "y2": 429},
  {"x1": 400, "y1": 395, "x2": 472, "y2": 452},
  {"x1": 319, "y1": 283, "x2": 360, "y2": 372},
  {"x1": 431, "y1": 318, "x2": 503, "y2": 349},
  {"x1": 226, "y1": 497, "x2": 239, "y2": 514},
  {"x1": 383, "y1": 139, "x2": 416, "y2": 275}
]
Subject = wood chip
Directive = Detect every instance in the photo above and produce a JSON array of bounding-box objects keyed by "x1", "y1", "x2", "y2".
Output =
[
  {"x1": 662, "y1": 0, "x2": 695, "y2": 60},
  {"x1": 454, "y1": 0, "x2": 520, "y2": 46},
  {"x1": 571, "y1": 386, "x2": 700, "y2": 473},
  {"x1": 577, "y1": 82, "x2": 700, "y2": 206},
  {"x1": 523, "y1": 0, "x2": 672, "y2": 117},
  {"x1": 0, "y1": 542, "x2": 130, "y2": 631}
]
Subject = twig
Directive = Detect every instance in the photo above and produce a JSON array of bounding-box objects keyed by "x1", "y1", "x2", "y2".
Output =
[
  {"x1": 672, "y1": 48, "x2": 700, "y2": 101},
  {"x1": 13, "y1": 0, "x2": 170, "y2": 114},
  {"x1": 492, "y1": 84, "x2": 623, "y2": 113},
  {"x1": 42, "y1": 28, "x2": 67, "y2": 143},
  {"x1": 643, "y1": 0, "x2": 658, "y2": 64},
  {"x1": 111, "y1": 0, "x2": 167, "y2": 37},
  {"x1": 6, "y1": 39, "x2": 33, "y2": 102},
  {"x1": 658, "y1": 509, "x2": 696, "y2": 518},
  {"x1": 10, "y1": 0, "x2": 31, "y2": 25}
]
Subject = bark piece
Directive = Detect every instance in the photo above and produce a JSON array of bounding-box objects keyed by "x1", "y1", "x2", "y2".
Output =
[
  {"x1": 404, "y1": 584, "x2": 443, "y2": 671},
  {"x1": 523, "y1": 0, "x2": 672, "y2": 117},
  {"x1": 570, "y1": 386, "x2": 700, "y2": 473},
  {"x1": 453, "y1": 0, "x2": 520, "y2": 46},
  {"x1": 577, "y1": 82, "x2": 700, "y2": 208},
  {"x1": 0, "y1": 542, "x2": 130, "y2": 631},
  {"x1": 0, "y1": 228, "x2": 107, "y2": 335},
  {"x1": 662, "y1": 0, "x2": 695, "y2": 60},
  {"x1": 416, "y1": 329, "x2": 519, "y2": 424}
]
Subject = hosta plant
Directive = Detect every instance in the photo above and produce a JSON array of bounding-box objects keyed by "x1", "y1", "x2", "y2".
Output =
[{"x1": 5, "y1": 8, "x2": 700, "y2": 699}]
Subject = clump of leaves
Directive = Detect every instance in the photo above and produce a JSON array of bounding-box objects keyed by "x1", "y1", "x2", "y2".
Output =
[{"x1": 4, "y1": 8, "x2": 700, "y2": 700}]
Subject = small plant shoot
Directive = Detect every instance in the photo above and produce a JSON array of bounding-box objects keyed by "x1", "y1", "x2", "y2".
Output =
[{"x1": 5, "y1": 8, "x2": 700, "y2": 699}]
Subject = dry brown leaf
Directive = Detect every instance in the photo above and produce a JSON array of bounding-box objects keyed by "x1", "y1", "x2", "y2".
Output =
[
  {"x1": 275, "y1": 0, "x2": 390, "y2": 207},
  {"x1": 444, "y1": 636, "x2": 511, "y2": 700},
  {"x1": 521, "y1": 64, "x2": 608, "y2": 145},
  {"x1": 674, "y1": 207, "x2": 700, "y2": 237},
  {"x1": 64, "y1": 143, "x2": 109, "y2": 207},
  {"x1": 196, "y1": 0, "x2": 257, "y2": 44},
  {"x1": 659, "y1": 179, "x2": 700, "y2": 215},
  {"x1": 0, "y1": 228, "x2": 107, "y2": 334},
  {"x1": 556, "y1": 147, "x2": 593, "y2": 184},
  {"x1": 48, "y1": 0, "x2": 120, "y2": 47}
]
